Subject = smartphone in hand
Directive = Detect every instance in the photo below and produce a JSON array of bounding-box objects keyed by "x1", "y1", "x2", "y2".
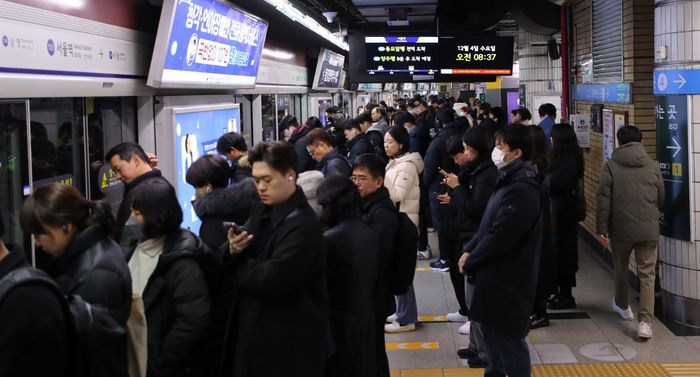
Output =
[{"x1": 223, "y1": 221, "x2": 246, "y2": 235}]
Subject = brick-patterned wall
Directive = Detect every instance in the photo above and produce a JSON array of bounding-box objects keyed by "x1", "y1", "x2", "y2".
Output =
[{"x1": 571, "y1": 0, "x2": 655, "y2": 238}]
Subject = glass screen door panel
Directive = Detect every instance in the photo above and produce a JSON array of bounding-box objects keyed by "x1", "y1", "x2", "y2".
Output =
[{"x1": 0, "y1": 101, "x2": 30, "y2": 250}]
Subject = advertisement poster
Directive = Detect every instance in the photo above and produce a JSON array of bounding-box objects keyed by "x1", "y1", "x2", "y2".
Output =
[
  {"x1": 153, "y1": 0, "x2": 268, "y2": 87},
  {"x1": 570, "y1": 114, "x2": 590, "y2": 148},
  {"x1": 174, "y1": 105, "x2": 240, "y2": 233},
  {"x1": 312, "y1": 48, "x2": 345, "y2": 90},
  {"x1": 316, "y1": 98, "x2": 333, "y2": 127},
  {"x1": 602, "y1": 109, "x2": 615, "y2": 162},
  {"x1": 656, "y1": 96, "x2": 690, "y2": 241}
]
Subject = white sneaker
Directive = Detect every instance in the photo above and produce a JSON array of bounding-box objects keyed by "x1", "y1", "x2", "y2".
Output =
[
  {"x1": 458, "y1": 321, "x2": 471, "y2": 335},
  {"x1": 446, "y1": 311, "x2": 469, "y2": 322},
  {"x1": 386, "y1": 313, "x2": 398, "y2": 323},
  {"x1": 612, "y1": 298, "x2": 634, "y2": 321},
  {"x1": 385, "y1": 322, "x2": 416, "y2": 333},
  {"x1": 638, "y1": 321, "x2": 653, "y2": 339}
]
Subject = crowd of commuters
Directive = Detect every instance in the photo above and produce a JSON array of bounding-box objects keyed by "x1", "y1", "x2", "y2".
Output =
[{"x1": 0, "y1": 93, "x2": 664, "y2": 377}]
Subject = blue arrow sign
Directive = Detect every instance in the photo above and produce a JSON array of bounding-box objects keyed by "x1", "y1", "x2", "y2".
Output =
[{"x1": 654, "y1": 69, "x2": 700, "y2": 95}]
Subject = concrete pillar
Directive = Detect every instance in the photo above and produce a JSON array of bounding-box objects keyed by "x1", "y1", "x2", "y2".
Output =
[{"x1": 655, "y1": 0, "x2": 700, "y2": 329}]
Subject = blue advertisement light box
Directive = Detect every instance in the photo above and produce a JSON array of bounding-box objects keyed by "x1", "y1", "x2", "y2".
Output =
[
  {"x1": 173, "y1": 104, "x2": 240, "y2": 234},
  {"x1": 148, "y1": 0, "x2": 268, "y2": 89}
]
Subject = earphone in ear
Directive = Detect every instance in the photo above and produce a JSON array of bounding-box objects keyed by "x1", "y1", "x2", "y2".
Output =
[{"x1": 287, "y1": 176, "x2": 294, "y2": 181}]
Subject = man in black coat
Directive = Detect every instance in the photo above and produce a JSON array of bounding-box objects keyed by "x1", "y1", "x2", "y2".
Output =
[
  {"x1": 356, "y1": 112, "x2": 387, "y2": 162},
  {"x1": 459, "y1": 125, "x2": 542, "y2": 377},
  {"x1": 342, "y1": 118, "x2": 372, "y2": 164},
  {"x1": 423, "y1": 113, "x2": 469, "y2": 271},
  {"x1": 216, "y1": 131, "x2": 252, "y2": 183},
  {"x1": 283, "y1": 118, "x2": 316, "y2": 174},
  {"x1": 222, "y1": 142, "x2": 329, "y2": 377},
  {"x1": 305, "y1": 128, "x2": 352, "y2": 178},
  {"x1": 352, "y1": 153, "x2": 398, "y2": 377},
  {"x1": 106, "y1": 142, "x2": 169, "y2": 243},
  {"x1": 0, "y1": 216, "x2": 68, "y2": 377}
]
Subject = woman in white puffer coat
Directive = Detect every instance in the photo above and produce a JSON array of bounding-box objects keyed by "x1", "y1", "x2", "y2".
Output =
[{"x1": 383, "y1": 125, "x2": 424, "y2": 333}]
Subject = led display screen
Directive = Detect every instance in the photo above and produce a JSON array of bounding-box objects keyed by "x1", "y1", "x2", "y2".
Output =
[
  {"x1": 312, "y1": 48, "x2": 345, "y2": 90},
  {"x1": 147, "y1": 0, "x2": 268, "y2": 89},
  {"x1": 364, "y1": 36, "x2": 439, "y2": 76},
  {"x1": 439, "y1": 36, "x2": 514, "y2": 75}
]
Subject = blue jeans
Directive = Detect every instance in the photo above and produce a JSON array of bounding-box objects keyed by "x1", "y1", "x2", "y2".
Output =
[
  {"x1": 482, "y1": 325, "x2": 531, "y2": 377},
  {"x1": 395, "y1": 284, "x2": 418, "y2": 325}
]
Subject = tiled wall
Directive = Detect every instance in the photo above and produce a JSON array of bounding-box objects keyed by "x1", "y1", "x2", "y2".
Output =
[
  {"x1": 655, "y1": 0, "x2": 700, "y2": 301},
  {"x1": 518, "y1": 29, "x2": 562, "y2": 112},
  {"x1": 571, "y1": 0, "x2": 655, "y2": 244}
]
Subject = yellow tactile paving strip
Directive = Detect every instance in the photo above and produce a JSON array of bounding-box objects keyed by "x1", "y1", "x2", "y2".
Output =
[{"x1": 389, "y1": 363, "x2": 700, "y2": 377}]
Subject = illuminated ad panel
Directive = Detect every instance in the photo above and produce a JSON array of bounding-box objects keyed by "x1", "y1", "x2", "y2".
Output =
[
  {"x1": 148, "y1": 0, "x2": 268, "y2": 88},
  {"x1": 364, "y1": 36, "x2": 439, "y2": 76}
]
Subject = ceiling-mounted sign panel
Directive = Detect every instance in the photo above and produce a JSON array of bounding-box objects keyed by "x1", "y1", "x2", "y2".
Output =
[{"x1": 147, "y1": 0, "x2": 268, "y2": 89}]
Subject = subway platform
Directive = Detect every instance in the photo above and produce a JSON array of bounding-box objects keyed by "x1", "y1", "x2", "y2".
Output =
[{"x1": 387, "y1": 233, "x2": 700, "y2": 376}]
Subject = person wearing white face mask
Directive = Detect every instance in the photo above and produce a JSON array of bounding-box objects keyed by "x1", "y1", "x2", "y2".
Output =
[{"x1": 458, "y1": 125, "x2": 543, "y2": 377}]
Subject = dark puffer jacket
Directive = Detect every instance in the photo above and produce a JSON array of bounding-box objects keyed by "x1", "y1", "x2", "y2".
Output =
[
  {"x1": 192, "y1": 179, "x2": 259, "y2": 253},
  {"x1": 48, "y1": 226, "x2": 132, "y2": 377},
  {"x1": 115, "y1": 169, "x2": 169, "y2": 242},
  {"x1": 463, "y1": 160, "x2": 542, "y2": 338},
  {"x1": 317, "y1": 148, "x2": 352, "y2": 178},
  {"x1": 450, "y1": 158, "x2": 498, "y2": 244},
  {"x1": 346, "y1": 133, "x2": 372, "y2": 164},
  {"x1": 125, "y1": 230, "x2": 212, "y2": 377}
]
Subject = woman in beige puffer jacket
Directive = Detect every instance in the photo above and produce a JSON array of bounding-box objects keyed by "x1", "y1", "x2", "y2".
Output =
[
  {"x1": 384, "y1": 125, "x2": 424, "y2": 226},
  {"x1": 383, "y1": 125, "x2": 424, "y2": 333}
]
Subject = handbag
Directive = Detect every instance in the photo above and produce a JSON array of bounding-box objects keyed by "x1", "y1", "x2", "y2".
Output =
[{"x1": 127, "y1": 294, "x2": 148, "y2": 377}]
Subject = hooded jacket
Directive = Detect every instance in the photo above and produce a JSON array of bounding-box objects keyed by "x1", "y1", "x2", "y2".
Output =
[
  {"x1": 463, "y1": 159, "x2": 542, "y2": 338},
  {"x1": 192, "y1": 179, "x2": 259, "y2": 253},
  {"x1": 125, "y1": 230, "x2": 212, "y2": 377},
  {"x1": 596, "y1": 142, "x2": 664, "y2": 241},
  {"x1": 385, "y1": 152, "x2": 424, "y2": 226},
  {"x1": 366, "y1": 119, "x2": 389, "y2": 162}
]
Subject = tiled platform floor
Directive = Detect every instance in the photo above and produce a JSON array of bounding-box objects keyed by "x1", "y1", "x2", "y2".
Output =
[{"x1": 387, "y1": 233, "x2": 700, "y2": 375}]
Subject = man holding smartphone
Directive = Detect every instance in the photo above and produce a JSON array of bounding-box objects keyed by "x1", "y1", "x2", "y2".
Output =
[{"x1": 219, "y1": 141, "x2": 329, "y2": 377}]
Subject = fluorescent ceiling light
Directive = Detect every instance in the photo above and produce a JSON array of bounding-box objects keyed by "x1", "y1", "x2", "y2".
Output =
[
  {"x1": 41, "y1": 0, "x2": 86, "y2": 8},
  {"x1": 262, "y1": 48, "x2": 295, "y2": 60},
  {"x1": 264, "y1": 0, "x2": 349, "y2": 51}
]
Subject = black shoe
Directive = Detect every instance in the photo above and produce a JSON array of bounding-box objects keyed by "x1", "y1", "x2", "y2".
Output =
[
  {"x1": 546, "y1": 293, "x2": 560, "y2": 306},
  {"x1": 467, "y1": 357, "x2": 488, "y2": 368},
  {"x1": 548, "y1": 296, "x2": 576, "y2": 310},
  {"x1": 530, "y1": 314, "x2": 550, "y2": 329},
  {"x1": 457, "y1": 348, "x2": 477, "y2": 359}
]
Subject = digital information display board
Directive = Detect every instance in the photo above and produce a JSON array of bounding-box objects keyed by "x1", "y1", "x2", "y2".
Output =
[
  {"x1": 147, "y1": 0, "x2": 268, "y2": 89},
  {"x1": 173, "y1": 104, "x2": 240, "y2": 234},
  {"x1": 365, "y1": 36, "x2": 439, "y2": 76},
  {"x1": 439, "y1": 36, "x2": 514, "y2": 75}
]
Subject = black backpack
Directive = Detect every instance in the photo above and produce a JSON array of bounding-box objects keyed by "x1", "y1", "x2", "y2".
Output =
[{"x1": 0, "y1": 267, "x2": 126, "y2": 377}]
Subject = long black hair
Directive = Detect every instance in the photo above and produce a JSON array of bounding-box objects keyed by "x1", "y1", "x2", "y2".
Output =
[{"x1": 551, "y1": 124, "x2": 583, "y2": 177}]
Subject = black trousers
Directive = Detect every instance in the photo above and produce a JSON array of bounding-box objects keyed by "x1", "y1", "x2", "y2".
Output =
[
  {"x1": 554, "y1": 214, "x2": 579, "y2": 292},
  {"x1": 447, "y1": 239, "x2": 468, "y2": 315},
  {"x1": 418, "y1": 178, "x2": 430, "y2": 251}
]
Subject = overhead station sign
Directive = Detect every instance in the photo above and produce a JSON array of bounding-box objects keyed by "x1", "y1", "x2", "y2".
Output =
[
  {"x1": 365, "y1": 36, "x2": 440, "y2": 76},
  {"x1": 147, "y1": 0, "x2": 268, "y2": 89},
  {"x1": 654, "y1": 69, "x2": 700, "y2": 95},
  {"x1": 363, "y1": 35, "x2": 514, "y2": 77}
]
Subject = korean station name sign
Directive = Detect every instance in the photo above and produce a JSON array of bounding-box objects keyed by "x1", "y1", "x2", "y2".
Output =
[
  {"x1": 147, "y1": 0, "x2": 268, "y2": 89},
  {"x1": 364, "y1": 35, "x2": 514, "y2": 76}
]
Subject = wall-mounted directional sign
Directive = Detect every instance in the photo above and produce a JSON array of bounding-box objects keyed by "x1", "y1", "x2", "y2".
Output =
[
  {"x1": 656, "y1": 95, "x2": 690, "y2": 241},
  {"x1": 654, "y1": 69, "x2": 700, "y2": 95}
]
